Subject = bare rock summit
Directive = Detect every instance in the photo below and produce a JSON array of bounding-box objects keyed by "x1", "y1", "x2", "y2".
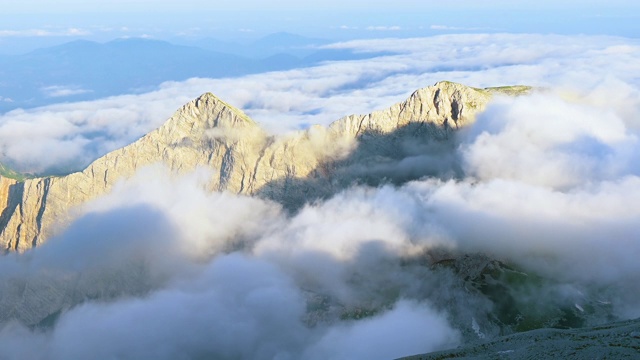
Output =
[{"x1": 0, "y1": 81, "x2": 528, "y2": 252}]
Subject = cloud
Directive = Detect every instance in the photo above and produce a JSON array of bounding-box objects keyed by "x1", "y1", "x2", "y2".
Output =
[
  {"x1": 0, "y1": 28, "x2": 90, "y2": 37},
  {"x1": 440, "y1": 93, "x2": 640, "y2": 284},
  {"x1": 430, "y1": 24, "x2": 493, "y2": 31},
  {"x1": 44, "y1": 254, "x2": 309, "y2": 360},
  {"x1": 0, "y1": 165, "x2": 463, "y2": 359},
  {"x1": 40, "y1": 85, "x2": 92, "y2": 98},
  {"x1": 366, "y1": 26, "x2": 401, "y2": 31},
  {"x1": 460, "y1": 93, "x2": 638, "y2": 188},
  {"x1": 382, "y1": 91, "x2": 640, "y2": 320},
  {"x1": 302, "y1": 300, "x2": 460, "y2": 360},
  {"x1": 0, "y1": 93, "x2": 189, "y2": 174}
]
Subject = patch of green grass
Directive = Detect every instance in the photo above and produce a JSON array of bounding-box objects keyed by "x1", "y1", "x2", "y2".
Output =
[
  {"x1": 0, "y1": 162, "x2": 33, "y2": 181},
  {"x1": 484, "y1": 85, "x2": 533, "y2": 96}
]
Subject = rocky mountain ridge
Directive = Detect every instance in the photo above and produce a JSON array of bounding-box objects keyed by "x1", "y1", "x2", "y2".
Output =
[{"x1": 0, "y1": 81, "x2": 528, "y2": 252}]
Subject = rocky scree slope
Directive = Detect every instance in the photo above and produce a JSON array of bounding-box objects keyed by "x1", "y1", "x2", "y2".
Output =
[
  {"x1": 0, "y1": 81, "x2": 525, "y2": 252},
  {"x1": 400, "y1": 317, "x2": 640, "y2": 359}
]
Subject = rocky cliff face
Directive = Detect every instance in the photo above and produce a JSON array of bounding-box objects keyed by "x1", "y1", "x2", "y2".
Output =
[{"x1": 0, "y1": 81, "x2": 524, "y2": 252}]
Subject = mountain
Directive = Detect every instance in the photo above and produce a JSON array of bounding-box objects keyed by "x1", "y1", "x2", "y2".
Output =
[
  {"x1": 0, "y1": 36, "x2": 391, "y2": 113},
  {"x1": 0, "y1": 38, "x2": 254, "y2": 111},
  {"x1": 2, "y1": 82, "x2": 637, "y2": 359},
  {"x1": 400, "y1": 317, "x2": 640, "y2": 359},
  {"x1": 188, "y1": 32, "x2": 331, "y2": 59},
  {"x1": 0, "y1": 81, "x2": 537, "y2": 335},
  {"x1": 0, "y1": 81, "x2": 521, "y2": 252}
]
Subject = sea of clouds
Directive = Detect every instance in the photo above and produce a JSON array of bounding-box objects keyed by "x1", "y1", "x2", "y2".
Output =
[{"x1": 0, "y1": 33, "x2": 639, "y2": 359}]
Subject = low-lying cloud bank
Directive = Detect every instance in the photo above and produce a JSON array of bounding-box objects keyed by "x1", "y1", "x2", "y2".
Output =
[
  {"x1": 1, "y1": 75, "x2": 640, "y2": 358},
  {"x1": 0, "y1": 31, "x2": 639, "y2": 358},
  {"x1": 0, "y1": 167, "x2": 463, "y2": 360},
  {"x1": 1, "y1": 33, "x2": 639, "y2": 174}
]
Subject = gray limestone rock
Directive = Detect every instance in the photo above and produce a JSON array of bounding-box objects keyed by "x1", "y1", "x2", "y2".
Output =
[{"x1": 0, "y1": 81, "x2": 514, "y2": 252}]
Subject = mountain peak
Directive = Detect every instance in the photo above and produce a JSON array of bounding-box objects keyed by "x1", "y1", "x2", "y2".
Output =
[
  {"x1": 432, "y1": 80, "x2": 471, "y2": 89},
  {"x1": 150, "y1": 91, "x2": 257, "y2": 145},
  {"x1": 190, "y1": 91, "x2": 256, "y2": 128},
  {"x1": 0, "y1": 82, "x2": 510, "y2": 252}
]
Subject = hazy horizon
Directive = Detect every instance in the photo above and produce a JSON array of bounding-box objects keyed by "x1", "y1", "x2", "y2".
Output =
[{"x1": 1, "y1": 1, "x2": 639, "y2": 55}]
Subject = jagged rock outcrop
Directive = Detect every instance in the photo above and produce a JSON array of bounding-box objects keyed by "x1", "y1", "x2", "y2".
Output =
[{"x1": 0, "y1": 81, "x2": 528, "y2": 252}]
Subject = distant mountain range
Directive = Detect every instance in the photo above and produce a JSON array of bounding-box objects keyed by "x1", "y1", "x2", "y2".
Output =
[
  {"x1": 179, "y1": 32, "x2": 332, "y2": 59},
  {"x1": 0, "y1": 33, "x2": 391, "y2": 113}
]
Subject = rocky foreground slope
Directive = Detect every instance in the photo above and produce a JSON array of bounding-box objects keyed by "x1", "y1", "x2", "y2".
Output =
[
  {"x1": 400, "y1": 318, "x2": 640, "y2": 359},
  {"x1": 0, "y1": 81, "x2": 523, "y2": 252}
]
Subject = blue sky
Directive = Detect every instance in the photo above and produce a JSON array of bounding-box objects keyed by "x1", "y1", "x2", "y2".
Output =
[
  {"x1": 1, "y1": 0, "x2": 638, "y2": 44},
  {"x1": 2, "y1": 0, "x2": 636, "y2": 11}
]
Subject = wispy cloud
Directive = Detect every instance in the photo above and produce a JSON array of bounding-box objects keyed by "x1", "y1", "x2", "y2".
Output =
[
  {"x1": 430, "y1": 24, "x2": 493, "y2": 31},
  {"x1": 0, "y1": 28, "x2": 90, "y2": 37},
  {"x1": 40, "y1": 85, "x2": 92, "y2": 98},
  {"x1": 0, "y1": 165, "x2": 462, "y2": 359},
  {"x1": 336, "y1": 25, "x2": 358, "y2": 30},
  {"x1": 366, "y1": 25, "x2": 401, "y2": 31}
]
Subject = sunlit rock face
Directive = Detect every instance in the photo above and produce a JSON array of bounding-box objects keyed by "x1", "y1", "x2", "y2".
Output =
[{"x1": 0, "y1": 81, "x2": 520, "y2": 252}]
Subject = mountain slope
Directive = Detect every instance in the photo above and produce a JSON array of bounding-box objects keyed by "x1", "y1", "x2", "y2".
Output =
[
  {"x1": 400, "y1": 317, "x2": 640, "y2": 359},
  {"x1": 0, "y1": 81, "x2": 523, "y2": 252},
  {"x1": 0, "y1": 38, "x2": 254, "y2": 110},
  {"x1": 0, "y1": 36, "x2": 392, "y2": 113}
]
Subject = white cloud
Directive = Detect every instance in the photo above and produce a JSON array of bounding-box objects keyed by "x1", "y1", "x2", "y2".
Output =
[
  {"x1": 0, "y1": 28, "x2": 90, "y2": 37},
  {"x1": 430, "y1": 24, "x2": 493, "y2": 31},
  {"x1": 366, "y1": 25, "x2": 401, "y2": 31},
  {"x1": 461, "y1": 93, "x2": 638, "y2": 188},
  {"x1": 0, "y1": 165, "x2": 463, "y2": 359},
  {"x1": 40, "y1": 85, "x2": 92, "y2": 98},
  {"x1": 302, "y1": 300, "x2": 459, "y2": 360}
]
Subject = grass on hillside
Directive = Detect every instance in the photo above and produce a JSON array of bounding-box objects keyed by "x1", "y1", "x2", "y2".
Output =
[{"x1": 0, "y1": 162, "x2": 34, "y2": 181}]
